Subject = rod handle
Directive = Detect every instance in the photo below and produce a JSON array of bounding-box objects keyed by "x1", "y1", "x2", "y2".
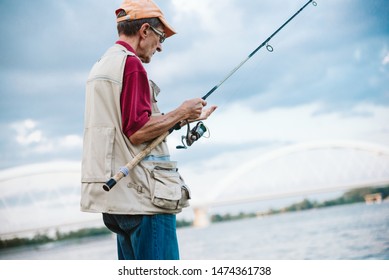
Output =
[{"x1": 102, "y1": 131, "x2": 169, "y2": 192}]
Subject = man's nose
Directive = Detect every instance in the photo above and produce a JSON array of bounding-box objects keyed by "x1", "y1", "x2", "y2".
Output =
[{"x1": 156, "y1": 42, "x2": 162, "y2": 52}]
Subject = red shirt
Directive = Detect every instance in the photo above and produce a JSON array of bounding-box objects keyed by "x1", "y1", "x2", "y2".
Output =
[{"x1": 117, "y1": 41, "x2": 151, "y2": 137}]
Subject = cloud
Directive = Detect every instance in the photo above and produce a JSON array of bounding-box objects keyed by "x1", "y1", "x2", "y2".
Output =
[
  {"x1": 383, "y1": 53, "x2": 389, "y2": 65},
  {"x1": 169, "y1": 101, "x2": 389, "y2": 196},
  {"x1": 200, "y1": 102, "x2": 389, "y2": 146},
  {"x1": 3, "y1": 70, "x2": 88, "y2": 96},
  {"x1": 151, "y1": 0, "x2": 247, "y2": 87},
  {"x1": 172, "y1": 100, "x2": 389, "y2": 204},
  {"x1": 151, "y1": 0, "x2": 389, "y2": 113},
  {"x1": 354, "y1": 48, "x2": 362, "y2": 62},
  {"x1": 10, "y1": 119, "x2": 83, "y2": 155},
  {"x1": 12, "y1": 119, "x2": 44, "y2": 146},
  {"x1": 171, "y1": 0, "x2": 243, "y2": 34},
  {"x1": 59, "y1": 135, "x2": 83, "y2": 149},
  {"x1": 0, "y1": 0, "x2": 388, "y2": 171},
  {"x1": 0, "y1": 161, "x2": 100, "y2": 236}
]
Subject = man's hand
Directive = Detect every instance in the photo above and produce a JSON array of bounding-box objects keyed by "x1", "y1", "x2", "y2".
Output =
[
  {"x1": 190, "y1": 105, "x2": 217, "y2": 122},
  {"x1": 179, "y1": 98, "x2": 207, "y2": 120},
  {"x1": 129, "y1": 98, "x2": 216, "y2": 145}
]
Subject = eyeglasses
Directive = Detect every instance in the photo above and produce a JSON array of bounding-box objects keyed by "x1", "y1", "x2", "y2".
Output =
[{"x1": 149, "y1": 25, "x2": 166, "y2": 44}]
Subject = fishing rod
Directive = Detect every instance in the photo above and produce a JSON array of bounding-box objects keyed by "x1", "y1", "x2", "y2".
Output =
[
  {"x1": 103, "y1": 0, "x2": 317, "y2": 192},
  {"x1": 202, "y1": 0, "x2": 317, "y2": 100},
  {"x1": 177, "y1": 0, "x2": 317, "y2": 149}
]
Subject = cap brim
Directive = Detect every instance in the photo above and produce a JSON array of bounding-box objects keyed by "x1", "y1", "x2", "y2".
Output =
[{"x1": 159, "y1": 16, "x2": 176, "y2": 38}]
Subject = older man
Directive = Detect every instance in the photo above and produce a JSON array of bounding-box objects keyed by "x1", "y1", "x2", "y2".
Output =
[{"x1": 81, "y1": 0, "x2": 216, "y2": 260}]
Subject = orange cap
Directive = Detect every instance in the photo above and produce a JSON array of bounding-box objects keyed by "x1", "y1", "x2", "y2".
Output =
[{"x1": 115, "y1": 0, "x2": 176, "y2": 38}]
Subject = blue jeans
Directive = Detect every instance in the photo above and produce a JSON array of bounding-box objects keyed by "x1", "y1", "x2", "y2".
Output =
[{"x1": 102, "y1": 213, "x2": 180, "y2": 260}]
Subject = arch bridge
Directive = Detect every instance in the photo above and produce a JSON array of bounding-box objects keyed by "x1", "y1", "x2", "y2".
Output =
[
  {"x1": 191, "y1": 140, "x2": 389, "y2": 227},
  {"x1": 0, "y1": 140, "x2": 388, "y2": 236}
]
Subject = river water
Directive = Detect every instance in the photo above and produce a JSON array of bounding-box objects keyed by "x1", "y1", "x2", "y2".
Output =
[{"x1": 1, "y1": 202, "x2": 388, "y2": 260}]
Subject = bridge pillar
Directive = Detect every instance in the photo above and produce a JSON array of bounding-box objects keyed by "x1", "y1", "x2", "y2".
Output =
[{"x1": 193, "y1": 207, "x2": 210, "y2": 228}]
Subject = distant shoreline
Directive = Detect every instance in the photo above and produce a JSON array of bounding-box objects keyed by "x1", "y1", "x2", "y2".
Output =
[{"x1": 1, "y1": 185, "x2": 388, "y2": 250}]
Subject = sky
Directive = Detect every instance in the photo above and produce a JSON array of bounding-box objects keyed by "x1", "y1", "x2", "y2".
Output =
[{"x1": 0, "y1": 0, "x2": 389, "y2": 230}]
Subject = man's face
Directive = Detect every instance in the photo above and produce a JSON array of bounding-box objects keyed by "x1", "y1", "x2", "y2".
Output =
[{"x1": 138, "y1": 25, "x2": 164, "y2": 63}]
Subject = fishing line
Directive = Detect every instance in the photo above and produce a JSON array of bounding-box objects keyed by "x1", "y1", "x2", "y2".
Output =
[
  {"x1": 177, "y1": 0, "x2": 317, "y2": 148},
  {"x1": 202, "y1": 0, "x2": 317, "y2": 101}
]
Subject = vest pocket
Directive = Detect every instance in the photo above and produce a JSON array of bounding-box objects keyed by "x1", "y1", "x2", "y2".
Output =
[
  {"x1": 81, "y1": 126, "x2": 115, "y2": 182},
  {"x1": 151, "y1": 166, "x2": 191, "y2": 210}
]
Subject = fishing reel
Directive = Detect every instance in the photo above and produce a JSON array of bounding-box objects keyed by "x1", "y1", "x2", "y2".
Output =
[{"x1": 176, "y1": 121, "x2": 209, "y2": 149}]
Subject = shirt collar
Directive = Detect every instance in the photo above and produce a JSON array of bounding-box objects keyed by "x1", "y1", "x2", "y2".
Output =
[{"x1": 116, "y1": 40, "x2": 136, "y2": 54}]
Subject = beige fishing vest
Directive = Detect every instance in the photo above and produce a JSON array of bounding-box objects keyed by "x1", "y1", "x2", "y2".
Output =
[{"x1": 80, "y1": 44, "x2": 190, "y2": 215}]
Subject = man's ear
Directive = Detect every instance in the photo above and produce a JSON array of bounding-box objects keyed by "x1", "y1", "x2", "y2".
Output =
[{"x1": 139, "y1": 23, "x2": 150, "y2": 39}]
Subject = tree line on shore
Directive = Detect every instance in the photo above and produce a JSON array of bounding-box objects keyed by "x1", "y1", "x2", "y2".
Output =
[
  {"x1": 1, "y1": 185, "x2": 388, "y2": 250},
  {"x1": 211, "y1": 185, "x2": 389, "y2": 223}
]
